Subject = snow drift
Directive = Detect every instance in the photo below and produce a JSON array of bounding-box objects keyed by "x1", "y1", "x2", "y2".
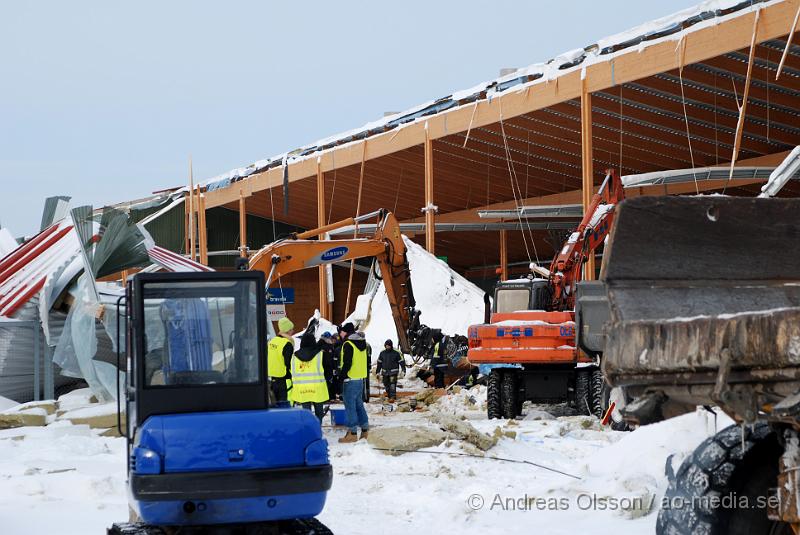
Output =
[{"x1": 349, "y1": 236, "x2": 485, "y2": 353}]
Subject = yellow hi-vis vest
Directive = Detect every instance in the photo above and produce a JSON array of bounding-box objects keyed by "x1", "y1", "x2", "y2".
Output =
[
  {"x1": 267, "y1": 336, "x2": 291, "y2": 378},
  {"x1": 341, "y1": 340, "x2": 368, "y2": 379},
  {"x1": 288, "y1": 351, "x2": 328, "y2": 403}
]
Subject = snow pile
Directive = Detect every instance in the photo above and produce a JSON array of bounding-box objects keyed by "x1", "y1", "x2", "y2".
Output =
[
  {"x1": 0, "y1": 395, "x2": 19, "y2": 412},
  {"x1": 351, "y1": 236, "x2": 485, "y2": 353},
  {"x1": 56, "y1": 388, "x2": 96, "y2": 411},
  {"x1": 432, "y1": 385, "x2": 487, "y2": 416},
  {"x1": 0, "y1": 382, "x2": 738, "y2": 535},
  {"x1": 0, "y1": 423, "x2": 127, "y2": 533}
]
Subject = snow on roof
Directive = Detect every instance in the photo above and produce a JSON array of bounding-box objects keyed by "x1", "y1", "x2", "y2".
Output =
[{"x1": 201, "y1": 0, "x2": 774, "y2": 193}]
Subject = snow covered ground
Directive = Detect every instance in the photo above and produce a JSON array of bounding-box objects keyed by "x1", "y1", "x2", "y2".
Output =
[{"x1": 0, "y1": 385, "x2": 732, "y2": 534}]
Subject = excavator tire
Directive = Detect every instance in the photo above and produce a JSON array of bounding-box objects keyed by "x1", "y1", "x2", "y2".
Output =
[
  {"x1": 487, "y1": 370, "x2": 502, "y2": 419},
  {"x1": 657, "y1": 423, "x2": 793, "y2": 535},
  {"x1": 501, "y1": 371, "x2": 518, "y2": 419},
  {"x1": 589, "y1": 369, "x2": 604, "y2": 419},
  {"x1": 574, "y1": 370, "x2": 591, "y2": 416}
]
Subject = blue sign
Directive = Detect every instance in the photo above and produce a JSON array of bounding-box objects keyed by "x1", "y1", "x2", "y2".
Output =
[
  {"x1": 267, "y1": 288, "x2": 295, "y2": 304},
  {"x1": 320, "y1": 246, "x2": 349, "y2": 262}
]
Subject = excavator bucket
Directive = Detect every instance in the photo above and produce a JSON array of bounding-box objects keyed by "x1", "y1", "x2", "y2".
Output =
[{"x1": 600, "y1": 195, "x2": 800, "y2": 385}]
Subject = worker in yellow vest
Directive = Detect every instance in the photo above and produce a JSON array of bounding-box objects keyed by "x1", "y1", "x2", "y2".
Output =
[
  {"x1": 337, "y1": 323, "x2": 369, "y2": 443},
  {"x1": 288, "y1": 335, "x2": 330, "y2": 422},
  {"x1": 430, "y1": 331, "x2": 447, "y2": 388},
  {"x1": 267, "y1": 317, "x2": 295, "y2": 405}
]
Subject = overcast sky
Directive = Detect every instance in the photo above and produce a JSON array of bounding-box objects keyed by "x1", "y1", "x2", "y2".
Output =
[{"x1": 1, "y1": 0, "x2": 699, "y2": 236}]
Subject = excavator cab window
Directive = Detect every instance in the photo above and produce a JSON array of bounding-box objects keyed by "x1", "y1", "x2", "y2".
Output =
[
  {"x1": 495, "y1": 287, "x2": 531, "y2": 313},
  {"x1": 142, "y1": 282, "x2": 259, "y2": 387},
  {"x1": 494, "y1": 279, "x2": 552, "y2": 313},
  {"x1": 128, "y1": 271, "x2": 268, "y2": 429}
]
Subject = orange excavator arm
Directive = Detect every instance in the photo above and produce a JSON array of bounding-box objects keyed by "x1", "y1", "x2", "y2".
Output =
[
  {"x1": 248, "y1": 209, "x2": 418, "y2": 354},
  {"x1": 549, "y1": 169, "x2": 624, "y2": 311}
]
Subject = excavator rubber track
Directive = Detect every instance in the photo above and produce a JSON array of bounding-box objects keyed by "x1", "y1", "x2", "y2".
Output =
[{"x1": 108, "y1": 518, "x2": 333, "y2": 535}]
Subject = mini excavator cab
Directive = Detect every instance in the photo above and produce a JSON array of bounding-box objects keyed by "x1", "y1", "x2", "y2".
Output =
[{"x1": 109, "y1": 271, "x2": 333, "y2": 535}]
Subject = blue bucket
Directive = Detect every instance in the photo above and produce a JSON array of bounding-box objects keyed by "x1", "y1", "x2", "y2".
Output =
[{"x1": 330, "y1": 408, "x2": 347, "y2": 426}]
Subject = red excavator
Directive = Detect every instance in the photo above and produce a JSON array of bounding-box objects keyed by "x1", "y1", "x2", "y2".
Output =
[{"x1": 467, "y1": 169, "x2": 624, "y2": 419}]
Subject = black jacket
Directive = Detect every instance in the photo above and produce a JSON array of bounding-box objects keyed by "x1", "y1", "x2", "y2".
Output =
[
  {"x1": 376, "y1": 348, "x2": 406, "y2": 376},
  {"x1": 340, "y1": 333, "x2": 368, "y2": 377},
  {"x1": 274, "y1": 336, "x2": 294, "y2": 379},
  {"x1": 294, "y1": 340, "x2": 333, "y2": 383}
]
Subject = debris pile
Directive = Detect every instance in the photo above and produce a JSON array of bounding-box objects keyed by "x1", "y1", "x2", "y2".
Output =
[{"x1": 0, "y1": 388, "x2": 124, "y2": 436}]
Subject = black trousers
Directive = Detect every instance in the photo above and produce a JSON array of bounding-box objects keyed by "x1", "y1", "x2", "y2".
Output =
[
  {"x1": 270, "y1": 377, "x2": 289, "y2": 404},
  {"x1": 382, "y1": 374, "x2": 398, "y2": 399},
  {"x1": 433, "y1": 367, "x2": 446, "y2": 388},
  {"x1": 300, "y1": 402, "x2": 325, "y2": 423}
]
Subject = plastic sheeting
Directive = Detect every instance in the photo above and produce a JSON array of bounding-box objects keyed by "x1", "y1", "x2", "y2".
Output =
[{"x1": 51, "y1": 274, "x2": 122, "y2": 401}]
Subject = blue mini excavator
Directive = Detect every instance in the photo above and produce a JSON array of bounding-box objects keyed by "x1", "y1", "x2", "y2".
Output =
[{"x1": 108, "y1": 270, "x2": 332, "y2": 535}]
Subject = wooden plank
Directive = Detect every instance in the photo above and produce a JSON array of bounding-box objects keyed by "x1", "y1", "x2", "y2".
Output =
[
  {"x1": 317, "y1": 158, "x2": 330, "y2": 318},
  {"x1": 344, "y1": 143, "x2": 368, "y2": 317},
  {"x1": 198, "y1": 192, "x2": 208, "y2": 265},
  {"x1": 581, "y1": 78, "x2": 595, "y2": 281},
  {"x1": 727, "y1": 9, "x2": 762, "y2": 184},
  {"x1": 776, "y1": 2, "x2": 800, "y2": 80},
  {"x1": 203, "y1": 0, "x2": 799, "y2": 210},
  {"x1": 188, "y1": 157, "x2": 195, "y2": 261},
  {"x1": 184, "y1": 193, "x2": 190, "y2": 255}
]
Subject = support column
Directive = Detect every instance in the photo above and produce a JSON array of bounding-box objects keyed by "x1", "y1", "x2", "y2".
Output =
[
  {"x1": 198, "y1": 191, "x2": 208, "y2": 265},
  {"x1": 424, "y1": 125, "x2": 435, "y2": 254},
  {"x1": 499, "y1": 230, "x2": 508, "y2": 281},
  {"x1": 184, "y1": 195, "x2": 190, "y2": 256},
  {"x1": 317, "y1": 159, "x2": 331, "y2": 318},
  {"x1": 188, "y1": 162, "x2": 196, "y2": 262},
  {"x1": 580, "y1": 79, "x2": 596, "y2": 281},
  {"x1": 239, "y1": 190, "x2": 247, "y2": 258}
]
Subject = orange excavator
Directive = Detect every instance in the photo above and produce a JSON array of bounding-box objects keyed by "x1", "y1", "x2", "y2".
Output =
[
  {"x1": 467, "y1": 169, "x2": 624, "y2": 419},
  {"x1": 248, "y1": 209, "x2": 424, "y2": 356}
]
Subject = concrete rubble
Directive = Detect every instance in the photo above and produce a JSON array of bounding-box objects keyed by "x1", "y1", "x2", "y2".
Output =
[
  {"x1": 366, "y1": 426, "x2": 448, "y2": 455},
  {"x1": 0, "y1": 388, "x2": 124, "y2": 433},
  {"x1": 429, "y1": 413, "x2": 497, "y2": 451}
]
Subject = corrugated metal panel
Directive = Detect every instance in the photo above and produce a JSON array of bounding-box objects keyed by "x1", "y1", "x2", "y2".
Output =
[
  {"x1": 148, "y1": 246, "x2": 212, "y2": 272},
  {"x1": 0, "y1": 300, "x2": 39, "y2": 401},
  {"x1": 206, "y1": 208, "x2": 300, "y2": 270},
  {"x1": 139, "y1": 201, "x2": 185, "y2": 253},
  {"x1": 0, "y1": 221, "x2": 80, "y2": 317},
  {"x1": 0, "y1": 298, "x2": 77, "y2": 402}
]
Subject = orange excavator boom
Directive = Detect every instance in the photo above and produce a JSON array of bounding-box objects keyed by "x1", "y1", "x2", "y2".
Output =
[{"x1": 248, "y1": 209, "x2": 418, "y2": 354}]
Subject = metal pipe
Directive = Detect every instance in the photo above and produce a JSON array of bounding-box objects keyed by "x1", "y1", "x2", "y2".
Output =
[
  {"x1": 33, "y1": 322, "x2": 40, "y2": 402},
  {"x1": 354, "y1": 209, "x2": 382, "y2": 223},
  {"x1": 264, "y1": 263, "x2": 277, "y2": 294}
]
